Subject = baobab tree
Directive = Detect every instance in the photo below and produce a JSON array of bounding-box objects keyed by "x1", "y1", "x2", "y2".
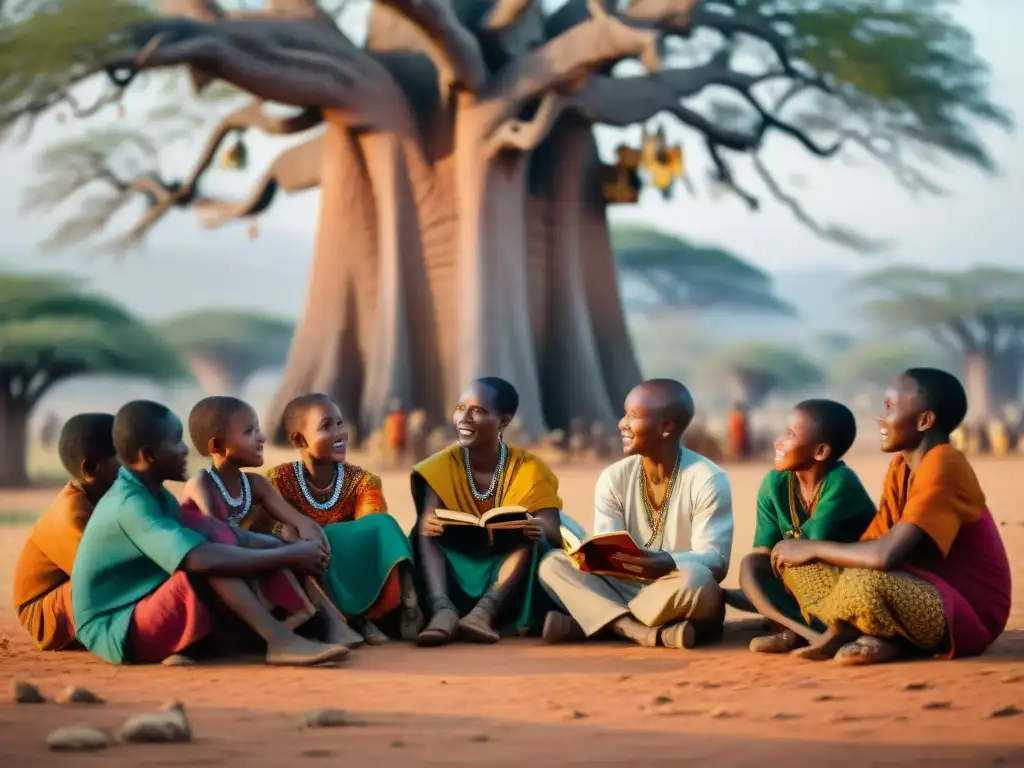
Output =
[{"x1": 1, "y1": 0, "x2": 1009, "y2": 439}]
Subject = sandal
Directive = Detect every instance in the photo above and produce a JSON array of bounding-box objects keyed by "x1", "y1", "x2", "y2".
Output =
[
  {"x1": 415, "y1": 597, "x2": 459, "y2": 647},
  {"x1": 834, "y1": 636, "x2": 903, "y2": 666}
]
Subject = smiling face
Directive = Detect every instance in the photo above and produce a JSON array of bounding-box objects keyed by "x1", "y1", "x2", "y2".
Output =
[
  {"x1": 452, "y1": 382, "x2": 508, "y2": 450},
  {"x1": 292, "y1": 399, "x2": 348, "y2": 463},
  {"x1": 618, "y1": 385, "x2": 670, "y2": 457},
  {"x1": 878, "y1": 375, "x2": 931, "y2": 453},
  {"x1": 148, "y1": 415, "x2": 190, "y2": 483},
  {"x1": 220, "y1": 405, "x2": 267, "y2": 468},
  {"x1": 773, "y1": 407, "x2": 830, "y2": 471}
]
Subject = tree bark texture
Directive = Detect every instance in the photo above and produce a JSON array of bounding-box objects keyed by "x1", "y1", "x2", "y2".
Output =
[{"x1": 0, "y1": 396, "x2": 31, "y2": 488}]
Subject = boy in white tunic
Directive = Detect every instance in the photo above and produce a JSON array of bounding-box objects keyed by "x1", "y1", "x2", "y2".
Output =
[{"x1": 539, "y1": 379, "x2": 734, "y2": 649}]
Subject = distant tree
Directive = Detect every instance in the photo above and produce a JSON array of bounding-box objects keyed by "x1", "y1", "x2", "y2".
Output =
[
  {"x1": 0, "y1": 274, "x2": 187, "y2": 487},
  {"x1": 829, "y1": 339, "x2": 957, "y2": 397},
  {"x1": 155, "y1": 309, "x2": 295, "y2": 396},
  {"x1": 854, "y1": 266, "x2": 1024, "y2": 417},
  {"x1": 612, "y1": 226, "x2": 793, "y2": 317},
  {"x1": 705, "y1": 340, "x2": 823, "y2": 407}
]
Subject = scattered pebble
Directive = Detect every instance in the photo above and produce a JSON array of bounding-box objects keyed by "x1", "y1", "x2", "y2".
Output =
[
  {"x1": 118, "y1": 700, "x2": 191, "y2": 743},
  {"x1": 830, "y1": 713, "x2": 861, "y2": 723},
  {"x1": 56, "y1": 686, "x2": 104, "y2": 705},
  {"x1": 651, "y1": 695, "x2": 673, "y2": 705},
  {"x1": 986, "y1": 705, "x2": 1023, "y2": 719},
  {"x1": 618, "y1": 675, "x2": 632, "y2": 682},
  {"x1": 923, "y1": 701, "x2": 952, "y2": 711},
  {"x1": 904, "y1": 681, "x2": 929, "y2": 691},
  {"x1": 161, "y1": 654, "x2": 198, "y2": 667},
  {"x1": 10, "y1": 681, "x2": 45, "y2": 704},
  {"x1": 299, "y1": 749, "x2": 333, "y2": 758},
  {"x1": 440, "y1": 680, "x2": 447, "y2": 685},
  {"x1": 1000, "y1": 673, "x2": 1022, "y2": 684},
  {"x1": 468, "y1": 733, "x2": 490, "y2": 743},
  {"x1": 813, "y1": 694, "x2": 838, "y2": 702},
  {"x1": 46, "y1": 725, "x2": 113, "y2": 752},
  {"x1": 709, "y1": 707, "x2": 737, "y2": 719},
  {"x1": 559, "y1": 709, "x2": 587, "y2": 721},
  {"x1": 302, "y1": 708, "x2": 363, "y2": 728},
  {"x1": 390, "y1": 740, "x2": 406, "y2": 748},
  {"x1": 770, "y1": 712, "x2": 799, "y2": 720}
]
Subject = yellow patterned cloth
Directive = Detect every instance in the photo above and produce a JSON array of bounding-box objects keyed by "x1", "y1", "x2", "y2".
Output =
[{"x1": 782, "y1": 562, "x2": 947, "y2": 651}]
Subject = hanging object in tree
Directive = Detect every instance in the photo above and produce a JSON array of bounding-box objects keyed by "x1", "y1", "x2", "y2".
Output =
[
  {"x1": 247, "y1": 219, "x2": 259, "y2": 239},
  {"x1": 640, "y1": 124, "x2": 684, "y2": 200},
  {"x1": 601, "y1": 144, "x2": 642, "y2": 204},
  {"x1": 117, "y1": 103, "x2": 126, "y2": 120},
  {"x1": 222, "y1": 132, "x2": 248, "y2": 171}
]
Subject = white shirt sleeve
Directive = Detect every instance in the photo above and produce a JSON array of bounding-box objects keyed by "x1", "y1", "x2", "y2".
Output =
[
  {"x1": 669, "y1": 472, "x2": 734, "y2": 582},
  {"x1": 592, "y1": 467, "x2": 627, "y2": 535}
]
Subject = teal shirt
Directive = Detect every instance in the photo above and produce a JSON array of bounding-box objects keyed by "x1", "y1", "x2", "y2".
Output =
[
  {"x1": 752, "y1": 463, "x2": 876, "y2": 550},
  {"x1": 71, "y1": 468, "x2": 208, "y2": 664}
]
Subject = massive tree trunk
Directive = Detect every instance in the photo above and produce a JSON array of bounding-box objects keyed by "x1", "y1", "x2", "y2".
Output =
[
  {"x1": 964, "y1": 347, "x2": 1023, "y2": 420},
  {"x1": 0, "y1": 396, "x2": 31, "y2": 488},
  {"x1": 186, "y1": 353, "x2": 244, "y2": 396}
]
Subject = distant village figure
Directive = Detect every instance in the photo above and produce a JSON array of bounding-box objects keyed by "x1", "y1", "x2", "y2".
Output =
[
  {"x1": 588, "y1": 421, "x2": 613, "y2": 461},
  {"x1": 406, "y1": 408, "x2": 429, "y2": 463},
  {"x1": 950, "y1": 423, "x2": 967, "y2": 452},
  {"x1": 568, "y1": 418, "x2": 587, "y2": 462},
  {"x1": 38, "y1": 412, "x2": 61, "y2": 450},
  {"x1": 987, "y1": 417, "x2": 1011, "y2": 457},
  {"x1": 966, "y1": 418, "x2": 986, "y2": 455},
  {"x1": 425, "y1": 427, "x2": 449, "y2": 457},
  {"x1": 727, "y1": 401, "x2": 751, "y2": 461},
  {"x1": 503, "y1": 417, "x2": 527, "y2": 448},
  {"x1": 533, "y1": 429, "x2": 568, "y2": 465},
  {"x1": 382, "y1": 397, "x2": 407, "y2": 468}
]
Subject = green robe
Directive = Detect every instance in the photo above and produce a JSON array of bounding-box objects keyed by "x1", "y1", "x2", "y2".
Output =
[{"x1": 752, "y1": 463, "x2": 876, "y2": 626}]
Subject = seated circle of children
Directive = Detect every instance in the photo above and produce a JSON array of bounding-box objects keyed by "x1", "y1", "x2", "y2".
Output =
[
  {"x1": 13, "y1": 413, "x2": 120, "y2": 650},
  {"x1": 731, "y1": 399, "x2": 878, "y2": 653},
  {"x1": 182, "y1": 395, "x2": 364, "y2": 649},
  {"x1": 769, "y1": 369, "x2": 1012, "y2": 665},
  {"x1": 264, "y1": 393, "x2": 422, "y2": 645},
  {"x1": 70, "y1": 400, "x2": 351, "y2": 666}
]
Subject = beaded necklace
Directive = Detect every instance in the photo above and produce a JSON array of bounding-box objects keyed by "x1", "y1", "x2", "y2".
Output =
[
  {"x1": 639, "y1": 451, "x2": 682, "y2": 548},
  {"x1": 208, "y1": 466, "x2": 253, "y2": 526},
  {"x1": 785, "y1": 472, "x2": 824, "y2": 539},
  {"x1": 462, "y1": 442, "x2": 508, "y2": 502},
  {"x1": 293, "y1": 461, "x2": 345, "y2": 511}
]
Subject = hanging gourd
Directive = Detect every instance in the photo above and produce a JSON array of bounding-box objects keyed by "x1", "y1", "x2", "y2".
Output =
[
  {"x1": 640, "y1": 124, "x2": 684, "y2": 200},
  {"x1": 601, "y1": 143, "x2": 642, "y2": 204},
  {"x1": 222, "y1": 131, "x2": 248, "y2": 171}
]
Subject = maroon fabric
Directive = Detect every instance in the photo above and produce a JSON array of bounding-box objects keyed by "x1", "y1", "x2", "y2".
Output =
[{"x1": 125, "y1": 570, "x2": 214, "y2": 664}]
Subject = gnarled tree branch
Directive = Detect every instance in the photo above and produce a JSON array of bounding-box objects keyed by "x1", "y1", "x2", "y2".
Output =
[{"x1": 486, "y1": 92, "x2": 563, "y2": 156}]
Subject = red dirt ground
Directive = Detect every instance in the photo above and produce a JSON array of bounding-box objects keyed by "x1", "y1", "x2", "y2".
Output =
[{"x1": 2, "y1": 454, "x2": 1023, "y2": 766}]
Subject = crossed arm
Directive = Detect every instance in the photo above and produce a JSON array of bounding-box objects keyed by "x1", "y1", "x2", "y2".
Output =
[{"x1": 770, "y1": 522, "x2": 926, "y2": 573}]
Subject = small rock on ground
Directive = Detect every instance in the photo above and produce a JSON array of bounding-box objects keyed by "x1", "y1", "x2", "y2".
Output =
[
  {"x1": 161, "y1": 654, "x2": 198, "y2": 667},
  {"x1": 923, "y1": 701, "x2": 952, "y2": 710},
  {"x1": 987, "y1": 705, "x2": 1023, "y2": 719},
  {"x1": 56, "y1": 685, "x2": 104, "y2": 705},
  {"x1": 118, "y1": 700, "x2": 191, "y2": 743},
  {"x1": 709, "y1": 707, "x2": 737, "y2": 719},
  {"x1": 46, "y1": 725, "x2": 113, "y2": 752},
  {"x1": 904, "y1": 681, "x2": 929, "y2": 691},
  {"x1": 11, "y1": 681, "x2": 45, "y2": 704},
  {"x1": 302, "y1": 708, "x2": 364, "y2": 728},
  {"x1": 559, "y1": 710, "x2": 587, "y2": 721}
]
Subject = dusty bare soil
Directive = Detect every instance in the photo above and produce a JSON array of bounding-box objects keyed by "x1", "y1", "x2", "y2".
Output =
[{"x1": 2, "y1": 453, "x2": 1023, "y2": 766}]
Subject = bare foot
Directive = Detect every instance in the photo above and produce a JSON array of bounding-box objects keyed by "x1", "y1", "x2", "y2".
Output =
[
  {"x1": 541, "y1": 611, "x2": 584, "y2": 644},
  {"x1": 834, "y1": 636, "x2": 904, "y2": 666},
  {"x1": 458, "y1": 604, "x2": 500, "y2": 644},
  {"x1": 265, "y1": 635, "x2": 350, "y2": 667},
  {"x1": 161, "y1": 654, "x2": 198, "y2": 667},
  {"x1": 611, "y1": 616, "x2": 659, "y2": 647},
  {"x1": 324, "y1": 616, "x2": 365, "y2": 649},
  {"x1": 750, "y1": 630, "x2": 800, "y2": 654},
  {"x1": 416, "y1": 608, "x2": 459, "y2": 647},
  {"x1": 399, "y1": 602, "x2": 426, "y2": 642},
  {"x1": 659, "y1": 621, "x2": 697, "y2": 650},
  {"x1": 353, "y1": 618, "x2": 388, "y2": 646},
  {"x1": 791, "y1": 622, "x2": 859, "y2": 662}
]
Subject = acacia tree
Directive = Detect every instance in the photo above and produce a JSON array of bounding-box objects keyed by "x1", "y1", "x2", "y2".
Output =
[
  {"x1": 612, "y1": 225, "x2": 793, "y2": 317},
  {"x1": 1, "y1": 0, "x2": 1009, "y2": 439},
  {"x1": 706, "y1": 340, "x2": 823, "y2": 407},
  {"x1": 855, "y1": 266, "x2": 1024, "y2": 417},
  {"x1": 0, "y1": 274, "x2": 186, "y2": 487},
  {"x1": 156, "y1": 309, "x2": 295, "y2": 395}
]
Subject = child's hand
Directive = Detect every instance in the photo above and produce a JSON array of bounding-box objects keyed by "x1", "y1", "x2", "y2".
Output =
[
  {"x1": 279, "y1": 524, "x2": 300, "y2": 543},
  {"x1": 288, "y1": 540, "x2": 330, "y2": 577},
  {"x1": 297, "y1": 519, "x2": 331, "y2": 555},
  {"x1": 419, "y1": 512, "x2": 445, "y2": 538}
]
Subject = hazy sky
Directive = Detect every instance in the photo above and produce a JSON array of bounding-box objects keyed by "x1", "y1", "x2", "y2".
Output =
[{"x1": 0, "y1": 0, "x2": 1020, "y2": 321}]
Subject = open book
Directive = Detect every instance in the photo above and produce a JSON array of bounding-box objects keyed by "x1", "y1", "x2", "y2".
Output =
[
  {"x1": 560, "y1": 528, "x2": 658, "y2": 582},
  {"x1": 435, "y1": 505, "x2": 532, "y2": 530}
]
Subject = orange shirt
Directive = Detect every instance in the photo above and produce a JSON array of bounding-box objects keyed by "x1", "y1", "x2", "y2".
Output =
[
  {"x1": 384, "y1": 411, "x2": 407, "y2": 450},
  {"x1": 12, "y1": 483, "x2": 92, "y2": 649},
  {"x1": 861, "y1": 444, "x2": 984, "y2": 557}
]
